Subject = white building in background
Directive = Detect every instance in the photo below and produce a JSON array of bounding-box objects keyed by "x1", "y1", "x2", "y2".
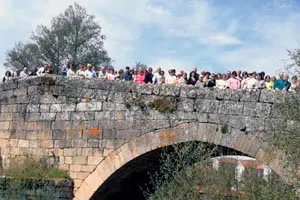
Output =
[{"x1": 211, "y1": 155, "x2": 272, "y2": 181}]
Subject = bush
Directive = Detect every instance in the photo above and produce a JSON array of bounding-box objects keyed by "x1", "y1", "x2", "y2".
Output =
[
  {"x1": 0, "y1": 155, "x2": 70, "y2": 179},
  {"x1": 149, "y1": 98, "x2": 176, "y2": 113}
]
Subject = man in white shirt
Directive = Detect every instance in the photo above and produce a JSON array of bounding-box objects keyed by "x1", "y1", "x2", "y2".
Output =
[
  {"x1": 37, "y1": 65, "x2": 46, "y2": 76},
  {"x1": 20, "y1": 68, "x2": 29, "y2": 78}
]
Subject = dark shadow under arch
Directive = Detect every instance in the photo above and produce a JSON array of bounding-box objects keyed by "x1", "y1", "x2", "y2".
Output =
[{"x1": 90, "y1": 142, "x2": 249, "y2": 200}]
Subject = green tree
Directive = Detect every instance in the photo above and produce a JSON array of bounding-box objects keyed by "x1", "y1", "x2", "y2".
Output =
[
  {"x1": 4, "y1": 42, "x2": 43, "y2": 71},
  {"x1": 134, "y1": 61, "x2": 148, "y2": 69},
  {"x1": 5, "y1": 3, "x2": 111, "y2": 72},
  {"x1": 286, "y1": 48, "x2": 300, "y2": 76}
]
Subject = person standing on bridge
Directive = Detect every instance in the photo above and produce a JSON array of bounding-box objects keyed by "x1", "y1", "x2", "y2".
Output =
[
  {"x1": 274, "y1": 72, "x2": 285, "y2": 91},
  {"x1": 227, "y1": 71, "x2": 241, "y2": 90}
]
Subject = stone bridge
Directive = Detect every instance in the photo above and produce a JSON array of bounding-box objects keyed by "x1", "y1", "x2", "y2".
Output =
[{"x1": 0, "y1": 75, "x2": 295, "y2": 199}]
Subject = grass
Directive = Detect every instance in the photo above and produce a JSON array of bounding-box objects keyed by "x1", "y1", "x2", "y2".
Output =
[{"x1": 0, "y1": 155, "x2": 70, "y2": 180}]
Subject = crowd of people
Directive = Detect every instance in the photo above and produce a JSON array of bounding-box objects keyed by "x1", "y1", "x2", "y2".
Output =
[{"x1": 2, "y1": 62, "x2": 299, "y2": 92}]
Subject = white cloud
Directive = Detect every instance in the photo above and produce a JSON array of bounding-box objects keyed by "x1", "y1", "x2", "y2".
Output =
[{"x1": 203, "y1": 34, "x2": 242, "y2": 45}]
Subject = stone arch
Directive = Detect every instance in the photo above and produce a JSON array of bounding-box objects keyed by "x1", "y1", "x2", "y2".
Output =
[{"x1": 73, "y1": 122, "x2": 286, "y2": 200}]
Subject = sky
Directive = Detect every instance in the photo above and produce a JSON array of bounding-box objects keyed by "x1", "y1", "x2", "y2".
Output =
[{"x1": 0, "y1": 0, "x2": 300, "y2": 77}]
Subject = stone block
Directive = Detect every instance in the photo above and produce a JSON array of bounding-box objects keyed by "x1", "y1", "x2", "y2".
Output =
[
  {"x1": 18, "y1": 139, "x2": 29, "y2": 148},
  {"x1": 26, "y1": 104, "x2": 39, "y2": 112},
  {"x1": 54, "y1": 140, "x2": 72, "y2": 148},
  {"x1": 0, "y1": 130, "x2": 10, "y2": 139},
  {"x1": 76, "y1": 102, "x2": 102, "y2": 111},
  {"x1": 26, "y1": 131, "x2": 38, "y2": 140},
  {"x1": 87, "y1": 139, "x2": 99, "y2": 147},
  {"x1": 52, "y1": 121, "x2": 72, "y2": 130},
  {"x1": 64, "y1": 148, "x2": 77, "y2": 156},
  {"x1": 72, "y1": 156, "x2": 88, "y2": 165},
  {"x1": 40, "y1": 140, "x2": 54, "y2": 148},
  {"x1": 87, "y1": 156, "x2": 103, "y2": 165},
  {"x1": 0, "y1": 139, "x2": 9, "y2": 147},
  {"x1": 71, "y1": 112, "x2": 95, "y2": 121},
  {"x1": 50, "y1": 104, "x2": 62, "y2": 112},
  {"x1": 40, "y1": 113, "x2": 56, "y2": 121},
  {"x1": 26, "y1": 113, "x2": 40, "y2": 121},
  {"x1": 243, "y1": 102, "x2": 272, "y2": 117},
  {"x1": 52, "y1": 129, "x2": 66, "y2": 139},
  {"x1": 82, "y1": 148, "x2": 94, "y2": 156},
  {"x1": 159, "y1": 84, "x2": 181, "y2": 96},
  {"x1": 177, "y1": 98, "x2": 195, "y2": 112},
  {"x1": 37, "y1": 131, "x2": 52, "y2": 140},
  {"x1": 29, "y1": 140, "x2": 39, "y2": 148},
  {"x1": 114, "y1": 120, "x2": 134, "y2": 130},
  {"x1": 9, "y1": 139, "x2": 18, "y2": 147},
  {"x1": 0, "y1": 122, "x2": 10, "y2": 129},
  {"x1": 70, "y1": 164, "x2": 82, "y2": 172},
  {"x1": 194, "y1": 99, "x2": 219, "y2": 113},
  {"x1": 40, "y1": 104, "x2": 50, "y2": 112},
  {"x1": 0, "y1": 113, "x2": 13, "y2": 121},
  {"x1": 56, "y1": 112, "x2": 71, "y2": 120},
  {"x1": 72, "y1": 139, "x2": 88, "y2": 148},
  {"x1": 95, "y1": 111, "x2": 112, "y2": 120},
  {"x1": 81, "y1": 165, "x2": 96, "y2": 172},
  {"x1": 76, "y1": 172, "x2": 90, "y2": 180},
  {"x1": 219, "y1": 101, "x2": 244, "y2": 115},
  {"x1": 240, "y1": 90, "x2": 260, "y2": 102},
  {"x1": 64, "y1": 156, "x2": 72, "y2": 164},
  {"x1": 66, "y1": 129, "x2": 83, "y2": 139}
]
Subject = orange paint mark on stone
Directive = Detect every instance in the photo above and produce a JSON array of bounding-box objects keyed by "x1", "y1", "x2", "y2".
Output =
[
  {"x1": 86, "y1": 128, "x2": 102, "y2": 135},
  {"x1": 159, "y1": 142, "x2": 166, "y2": 147},
  {"x1": 82, "y1": 98, "x2": 89, "y2": 102}
]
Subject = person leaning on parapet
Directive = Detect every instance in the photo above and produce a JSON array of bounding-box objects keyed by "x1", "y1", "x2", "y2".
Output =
[
  {"x1": 61, "y1": 61, "x2": 70, "y2": 76},
  {"x1": 20, "y1": 67, "x2": 29, "y2": 78},
  {"x1": 76, "y1": 64, "x2": 85, "y2": 77},
  {"x1": 246, "y1": 72, "x2": 258, "y2": 89},
  {"x1": 255, "y1": 73, "x2": 265, "y2": 89},
  {"x1": 264, "y1": 75, "x2": 274, "y2": 90},
  {"x1": 85, "y1": 64, "x2": 96, "y2": 79},
  {"x1": 290, "y1": 75, "x2": 299, "y2": 92},
  {"x1": 216, "y1": 74, "x2": 227, "y2": 89},
  {"x1": 226, "y1": 71, "x2": 241, "y2": 90},
  {"x1": 98, "y1": 66, "x2": 106, "y2": 79},
  {"x1": 3, "y1": 71, "x2": 13, "y2": 82},
  {"x1": 67, "y1": 64, "x2": 76, "y2": 77},
  {"x1": 189, "y1": 66, "x2": 199, "y2": 82},
  {"x1": 204, "y1": 73, "x2": 217, "y2": 88},
  {"x1": 152, "y1": 67, "x2": 161, "y2": 84},
  {"x1": 144, "y1": 67, "x2": 153, "y2": 84},
  {"x1": 274, "y1": 72, "x2": 285, "y2": 91},
  {"x1": 124, "y1": 66, "x2": 133, "y2": 81},
  {"x1": 282, "y1": 73, "x2": 291, "y2": 91},
  {"x1": 29, "y1": 66, "x2": 38, "y2": 76}
]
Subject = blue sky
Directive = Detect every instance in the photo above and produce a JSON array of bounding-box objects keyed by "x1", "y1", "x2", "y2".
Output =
[{"x1": 0, "y1": 0, "x2": 300, "y2": 76}]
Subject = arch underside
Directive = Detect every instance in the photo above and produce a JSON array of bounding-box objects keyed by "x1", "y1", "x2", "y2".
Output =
[{"x1": 74, "y1": 122, "x2": 287, "y2": 200}]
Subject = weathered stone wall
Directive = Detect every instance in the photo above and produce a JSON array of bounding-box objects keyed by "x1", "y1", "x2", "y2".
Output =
[
  {"x1": 0, "y1": 75, "x2": 295, "y2": 196},
  {"x1": 0, "y1": 177, "x2": 73, "y2": 199}
]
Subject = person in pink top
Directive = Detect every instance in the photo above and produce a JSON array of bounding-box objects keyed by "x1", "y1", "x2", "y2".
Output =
[
  {"x1": 135, "y1": 68, "x2": 146, "y2": 84},
  {"x1": 227, "y1": 71, "x2": 241, "y2": 90}
]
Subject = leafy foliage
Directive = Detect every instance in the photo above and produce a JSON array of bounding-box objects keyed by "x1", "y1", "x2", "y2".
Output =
[
  {"x1": 0, "y1": 155, "x2": 69, "y2": 179},
  {"x1": 149, "y1": 98, "x2": 176, "y2": 113},
  {"x1": 146, "y1": 142, "x2": 297, "y2": 200},
  {"x1": 285, "y1": 48, "x2": 300, "y2": 76},
  {"x1": 4, "y1": 3, "x2": 111, "y2": 71}
]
